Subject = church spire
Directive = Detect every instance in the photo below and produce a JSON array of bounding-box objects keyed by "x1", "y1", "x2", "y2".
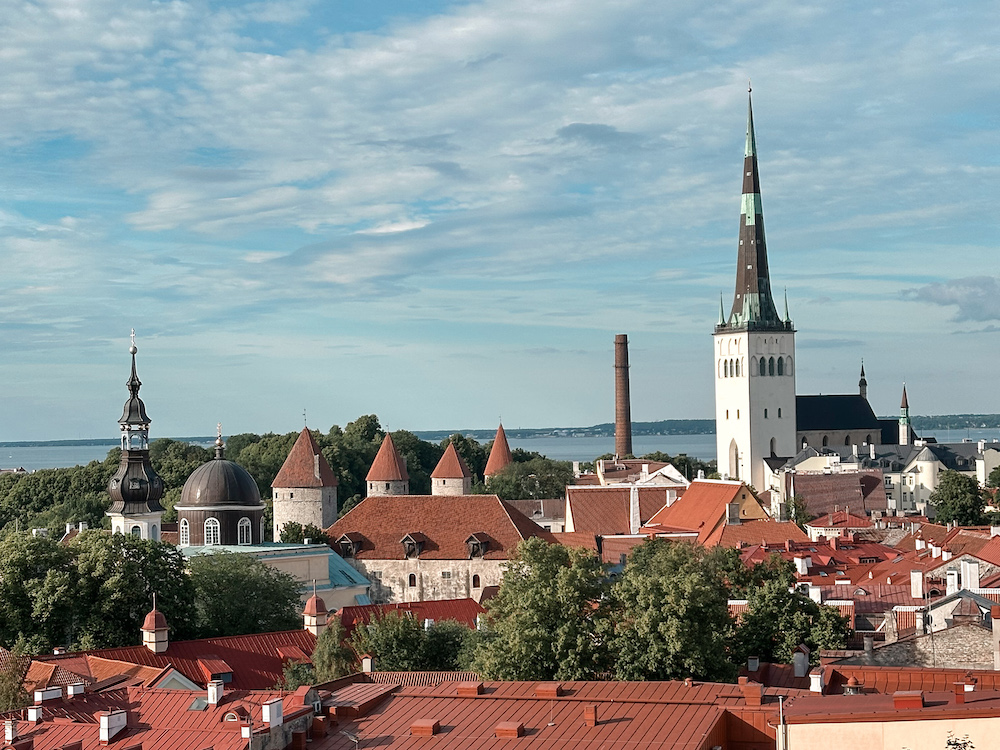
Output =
[
  {"x1": 859, "y1": 360, "x2": 868, "y2": 400},
  {"x1": 721, "y1": 87, "x2": 784, "y2": 331}
]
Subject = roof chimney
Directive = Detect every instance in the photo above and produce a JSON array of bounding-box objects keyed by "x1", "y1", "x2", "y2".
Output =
[
  {"x1": 262, "y1": 698, "x2": 283, "y2": 728},
  {"x1": 614, "y1": 335, "x2": 632, "y2": 458},
  {"x1": 99, "y1": 710, "x2": 128, "y2": 742},
  {"x1": 207, "y1": 680, "x2": 224, "y2": 706},
  {"x1": 947, "y1": 570, "x2": 959, "y2": 596},
  {"x1": 584, "y1": 704, "x2": 598, "y2": 727},
  {"x1": 737, "y1": 677, "x2": 763, "y2": 707},
  {"x1": 4, "y1": 720, "x2": 17, "y2": 743}
]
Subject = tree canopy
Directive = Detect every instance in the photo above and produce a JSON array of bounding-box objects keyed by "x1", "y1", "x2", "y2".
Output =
[
  {"x1": 930, "y1": 470, "x2": 986, "y2": 525},
  {"x1": 481, "y1": 458, "x2": 574, "y2": 502}
]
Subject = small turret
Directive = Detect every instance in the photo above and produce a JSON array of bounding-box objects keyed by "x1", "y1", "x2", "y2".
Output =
[
  {"x1": 141, "y1": 596, "x2": 169, "y2": 654},
  {"x1": 303, "y1": 584, "x2": 329, "y2": 637},
  {"x1": 366, "y1": 433, "x2": 409, "y2": 496},
  {"x1": 431, "y1": 442, "x2": 473, "y2": 495}
]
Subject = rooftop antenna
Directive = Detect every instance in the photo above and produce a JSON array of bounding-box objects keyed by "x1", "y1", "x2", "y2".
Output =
[{"x1": 340, "y1": 730, "x2": 361, "y2": 749}]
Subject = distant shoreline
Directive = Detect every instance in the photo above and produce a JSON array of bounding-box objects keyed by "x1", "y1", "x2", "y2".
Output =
[{"x1": 4, "y1": 413, "x2": 1000, "y2": 447}]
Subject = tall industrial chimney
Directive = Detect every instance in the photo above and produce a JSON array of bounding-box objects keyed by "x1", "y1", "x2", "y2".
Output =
[{"x1": 614, "y1": 334, "x2": 632, "y2": 457}]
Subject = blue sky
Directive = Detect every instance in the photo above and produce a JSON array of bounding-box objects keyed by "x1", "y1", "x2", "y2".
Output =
[{"x1": 1, "y1": 0, "x2": 998, "y2": 440}]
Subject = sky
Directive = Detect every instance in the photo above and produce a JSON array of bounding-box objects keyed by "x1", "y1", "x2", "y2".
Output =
[{"x1": 1, "y1": 0, "x2": 998, "y2": 441}]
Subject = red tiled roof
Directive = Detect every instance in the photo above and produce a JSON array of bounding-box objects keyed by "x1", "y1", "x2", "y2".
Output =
[
  {"x1": 366, "y1": 432, "x2": 409, "y2": 482},
  {"x1": 790, "y1": 470, "x2": 886, "y2": 518},
  {"x1": 36, "y1": 629, "x2": 318, "y2": 691},
  {"x1": 366, "y1": 671, "x2": 480, "y2": 687},
  {"x1": 717, "y1": 520, "x2": 809, "y2": 548},
  {"x1": 642, "y1": 480, "x2": 768, "y2": 545},
  {"x1": 599, "y1": 536, "x2": 650, "y2": 565},
  {"x1": 784, "y1": 689, "x2": 1000, "y2": 723},
  {"x1": 484, "y1": 424, "x2": 513, "y2": 477},
  {"x1": 273, "y1": 427, "x2": 338, "y2": 488},
  {"x1": 508, "y1": 498, "x2": 566, "y2": 523},
  {"x1": 806, "y1": 510, "x2": 873, "y2": 530},
  {"x1": 337, "y1": 598, "x2": 485, "y2": 638},
  {"x1": 823, "y1": 665, "x2": 1000, "y2": 695},
  {"x1": 327, "y1": 495, "x2": 551, "y2": 560},
  {"x1": 566, "y1": 487, "x2": 631, "y2": 535},
  {"x1": 431, "y1": 442, "x2": 472, "y2": 480}
]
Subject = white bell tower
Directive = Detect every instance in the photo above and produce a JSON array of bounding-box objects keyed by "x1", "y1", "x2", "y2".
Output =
[{"x1": 714, "y1": 89, "x2": 797, "y2": 491}]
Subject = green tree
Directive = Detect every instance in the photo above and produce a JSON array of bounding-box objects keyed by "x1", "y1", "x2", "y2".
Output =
[
  {"x1": 609, "y1": 540, "x2": 735, "y2": 682},
  {"x1": 188, "y1": 552, "x2": 301, "y2": 638},
  {"x1": 71, "y1": 531, "x2": 197, "y2": 649},
  {"x1": 0, "y1": 533, "x2": 76, "y2": 649},
  {"x1": 930, "y1": 470, "x2": 986, "y2": 525},
  {"x1": 707, "y1": 547, "x2": 795, "y2": 599},
  {"x1": 389, "y1": 430, "x2": 443, "y2": 495},
  {"x1": 483, "y1": 458, "x2": 573, "y2": 502},
  {"x1": 422, "y1": 619, "x2": 476, "y2": 671},
  {"x1": 350, "y1": 612, "x2": 426, "y2": 672},
  {"x1": 279, "y1": 522, "x2": 330, "y2": 545},
  {"x1": 276, "y1": 660, "x2": 316, "y2": 690},
  {"x1": 470, "y1": 538, "x2": 610, "y2": 680},
  {"x1": 0, "y1": 652, "x2": 29, "y2": 712},
  {"x1": 736, "y1": 579, "x2": 851, "y2": 664},
  {"x1": 313, "y1": 618, "x2": 356, "y2": 681}
]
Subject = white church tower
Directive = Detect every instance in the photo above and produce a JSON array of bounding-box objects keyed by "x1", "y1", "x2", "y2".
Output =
[{"x1": 714, "y1": 89, "x2": 797, "y2": 491}]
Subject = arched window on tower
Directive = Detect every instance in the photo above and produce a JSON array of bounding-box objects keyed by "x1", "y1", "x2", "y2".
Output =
[
  {"x1": 735, "y1": 359, "x2": 741, "y2": 377},
  {"x1": 151, "y1": 525, "x2": 158, "y2": 542},
  {"x1": 130, "y1": 525, "x2": 142, "y2": 538},
  {"x1": 179, "y1": 519, "x2": 189, "y2": 546},
  {"x1": 777, "y1": 357, "x2": 784, "y2": 376},
  {"x1": 768, "y1": 357, "x2": 775, "y2": 376},
  {"x1": 723, "y1": 360, "x2": 729, "y2": 378},
  {"x1": 760, "y1": 358, "x2": 767, "y2": 376},
  {"x1": 238, "y1": 517, "x2": 252, "y2": 546},
  {"x1": 408, "y1": 574, "x2": 417, "y2": 588},
  {"x1": 786, "y1": 356, "x2": 793, "y2": 375},
  {"x1": 770, "y1": 437, "x2": 777, "y2": 456},
  {"x1": 205, "y1": 518, "x2": 220, "y2": 546},
  {"x1": 473, "y1": 574, "x2": 481, "y2": 588},
  {"x1": 845, "y1": 435, "x2": 852, "y2": 446},
  {"x1": 866, "y1": 434, "x2": 873, "y2": 444},
  {"x1": 822, "y1": 436, "x2": 829, "y2": 447}
]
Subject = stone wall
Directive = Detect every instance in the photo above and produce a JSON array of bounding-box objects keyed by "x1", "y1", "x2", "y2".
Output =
[
  {"x1": 431, "y1": 477, "x2": 472, "y2": 496},
  {"x1": 838, "y1": 623, "x2": 994, "y2": 671},
  {"x1": 272, "y1": 486, "x2": 338, "y2": 540},
  {"x1": 348, "y1": 557, "x2": 504, "y2": 603}
]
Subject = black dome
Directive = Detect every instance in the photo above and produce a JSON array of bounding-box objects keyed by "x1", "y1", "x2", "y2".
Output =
[{"x1": 180, "y1": 457, "x2": 262, "y2": 508}]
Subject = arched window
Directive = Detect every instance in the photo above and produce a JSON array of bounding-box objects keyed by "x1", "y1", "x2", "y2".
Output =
[
  {"x1": 777, "y1": 357, "x2": 784, "y2": 376},
  {"x1": 770, "y1": 437, "x2": 777, "y2": 456},
  {"x1": 179, "y1": 519, "x2": 190, "y2": 546},
  {"x1": 845, "y1": 435, "x2": 852, "y2": 446},
  {"x1": 472, "y1": 574, "x2": 481, "y2": 588},
  {"x1": 130, "y1": 525, "x2": 142, "y2": 538},
  {"x1": 822, "y1": 436, "x2": 829, "y2": 447},
  {"x1": 723, "y1": 360, "x2": 729, "y2": 377},
  {"x1": 778, "y1": 408, "x2": 782, "y2": 418},
  {"x1": 768, "y1": 357, "x2": 775, "y2": 376},
  {"x1": 786, "y1": 356, "x2": 793, "y2": 375},
  {"x1": 238, "y1": 517, "x2": 252, "y2": 546},
  {"x1": 764, "y1": 408, "x2": 768, "y2": 418},
  {"x1": 759, "y1": 358, "x2": 767, "y2": 376},
  {"x1": 408, "y1": 574, "x2": 417, "y2": 587},
  {"x1": 866, "y1": 434, "x2": 872, "y2": 444},
  {"x1": 205, "y1": 518, "x2": 220, "y2": 546},
  {"x1": 151, "y1": 525, "x2": 158, "y2": 541},
  {"x1": 728, "y1": 439, "x2": 739, "y2": 480},
  {"x1": 735, "y1": 359, "x2": 741, "y2": 377}
]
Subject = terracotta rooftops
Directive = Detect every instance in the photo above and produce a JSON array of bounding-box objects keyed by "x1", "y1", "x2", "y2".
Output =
[
  {"x1": 432, "y1": 442, "x2": 472, "y2": 479},
  {"x1": 337, "y1": 598, "x2": 486, "y2": 638},
  {"x1": 327, "y1": 495, "x2": 552, "y2": 560},
  {"x1": 273, "y1": 427, "x2": 338, "y2": 488},
  {"x1": 484, "y1": 423, "x2": 513, "y2": 477},
  {"x1": 366, "y1": 432, "x2": 409, "y2": 482},
  {"x1": 641, "y1": 479, "x2": 769, "y2": 546}
]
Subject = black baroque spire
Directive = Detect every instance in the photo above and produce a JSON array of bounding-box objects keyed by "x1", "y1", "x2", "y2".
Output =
[{"x1": 107, "y1": 332, "x2": 165, "y2": 515}]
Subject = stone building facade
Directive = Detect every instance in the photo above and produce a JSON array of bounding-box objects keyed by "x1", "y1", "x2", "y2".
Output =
[{"x1": 272, "y1": 427, "x2": 339, "y2": 540}]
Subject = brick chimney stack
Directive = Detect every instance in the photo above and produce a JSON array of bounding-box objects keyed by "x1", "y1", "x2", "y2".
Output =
[{"x1": 614, "y1": 334, "x2": 632, "y2": 458}]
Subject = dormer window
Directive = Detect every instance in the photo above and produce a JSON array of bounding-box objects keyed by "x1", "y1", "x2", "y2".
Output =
[
  {"x1": 337, "y1": 532, "x2": 364, "y2": 558},
  {"x1": 466, "y1": 533, "x2": 490, "y2": 558},
  {"x1": 400, "y1": 532, "x2": 427, "y2": 559}
]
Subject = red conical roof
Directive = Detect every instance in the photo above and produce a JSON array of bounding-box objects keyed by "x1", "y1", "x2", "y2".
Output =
[
  {"x1": 303, "y1": 594, "x2": 328, "y2": 616},
  {"x1": 431, "y1": 442, "x2": 472, "y2": 479},
  {"x1": 484, "y1": 423, "x2": 513, "y2": 477},
  {"x1": 901, "y1": 385, "x2": 909, "y2": 409},
  {"x1": 142, "y1": 608, "x2": 168, "y2": 632},
  {"x1": 366, "y1": 432, "x2": 409, "y2": 482},
  {"x1": 273, "y1": 427, "x2": 338, "y2": 488}
]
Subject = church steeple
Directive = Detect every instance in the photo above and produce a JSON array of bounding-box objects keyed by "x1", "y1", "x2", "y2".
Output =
[
  {"x1": 859, "y1": 361, "x2": 868, "y2": 400},
  {"x1": 719, "y1": 87, "x2": 786, "y2": 332},
  {"x1": 107, "y1": 331, "x2": 165, "y2": 538}
]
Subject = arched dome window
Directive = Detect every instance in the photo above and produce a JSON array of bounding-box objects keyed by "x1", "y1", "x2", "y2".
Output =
[
  {"x1": 238, "y1": 517, "x2": 252, "y2": 546},
  {"x1": 472, "y1": 574, "x2": 481, "y2": 588},
  {"x1": 205, "y1": 518, "x2": 220, "y2": 546},
  {"x1": 179, "y1": 519, "x2": 189, "y2": 547}
]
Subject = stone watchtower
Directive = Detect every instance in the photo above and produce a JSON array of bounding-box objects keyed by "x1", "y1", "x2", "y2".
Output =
[
  {"x1": 106, "y1": 331, "x2": 165, "y2": 541},
  {"x1": 272, "y1": 427, "x2": 339, "y2": 541},
  {"x1": 713, "y1": 89, "x2": 797, "y2": 491},
  {"x1": 366, "y1": 432, "x2": 409, "y2": 497},
  {"x1": 484, "y1": 423, "x2": 513, "y2": 481},
  {"x1": 431, "y1": 442, "x2": 473, "y2": 496}
]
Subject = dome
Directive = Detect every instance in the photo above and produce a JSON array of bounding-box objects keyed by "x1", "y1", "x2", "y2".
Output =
[
  {"x1": 303, "y1": 594, "x2": 328, "y2": 616},
  {"x1": 142, "y1": 608, "x2": 168, "y2": 631},
  {"x1": 181, "y1": 456, "x2": 262, "y2": 508}
]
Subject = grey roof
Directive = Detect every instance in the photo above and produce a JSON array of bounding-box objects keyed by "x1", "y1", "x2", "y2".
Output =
[
  {"x1": 180, "y1": 457, "x2": 262, "y2": 508},
  {"x1": 796, "y1": 395, "x2": 882, "y2": 432}
]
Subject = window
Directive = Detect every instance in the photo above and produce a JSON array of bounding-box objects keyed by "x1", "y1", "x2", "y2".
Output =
[
  {"x1": 764, "y1": 409, "x2": 768, "y2": 418},
  {"x1": 759, "y1": 358, "x2": 766, "y2": 376},
  {"x1": 289, "y1": 492, "x2": 294, "y2": 499},
  {"x1": 770, "y1": 437, "x2": 777, "y2": 456},
  {"x1": 260, "y1": 518, "x2": 266, "y2": 543},
  {"x1": 204, "y1": 518, "x2": 220, "y2": 546},
  {"x1": 822, "y1": 436, "x2": 829, "y2": 447},
  {"x1": 778, "y1": 408, "x2": 782, "y2": 418},
  {"x1": 179, "y1": 519, "x2": 190, "y2": 546},
  {"x1": 130, "y1": 525, "x2": 142, "y2": 538},
  {"x1": 371, "y1": 570, "x2": 382, "y2": 579},
  {"x1": 441, "y1": 571, "x2": 452, "y2": 579},
  {"x1": 735, "y1": 359, "x2": 741, "y2": 377},
  {"x1": 723, "y1": 360, "x2": 729, "y2": 377},
  {"x1": 845, "y1": 435, "x2": 852, "y2": 446},
  {"x1": 472, "y1": 574, "x2": 481, "y2": 588},
  {"x1": 238, "y1": 517, "x2": 252, "y2": 545},
  {"x1": 385, "y1": 483, "x2": 390, "y2": 491},
  {"x1": 768, "y1": 357, "x2": 775, "y2": 376},
  {"x1": 777, "y1": 357, "x2": 784, "y2": 376},
  {"x1": 151, "y1": 525, "x2": 158, "y2": 541},
  {"x1": 408, "y1": 574, "x2": 417, "y2": 587}
]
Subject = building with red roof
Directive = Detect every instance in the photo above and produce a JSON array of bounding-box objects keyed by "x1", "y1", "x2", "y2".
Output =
[
  {"x1": 272, "y1": 427, "x2": 339, "y2": 541},
  {"x1": 365, "y1": 433, "x2": 409, "y2": 496},
  {"x1": 804, "y1": 510, "x2": 873, "y2": 541},
  {"x1": 564, "y1": 485, "x2": 672, "y2": 535},
  {"x1": 430, "y1": 442, "x2": 472, "y2": 496},
  {"x1": 326, "y1": 494, "x2": 552, "y2": 604},
  {"x1": 483, "y1": 423, "x2": 513, "y2": 479},
  {"x1": 336, "y1": 598, "x2": 485, "y2": 638}
]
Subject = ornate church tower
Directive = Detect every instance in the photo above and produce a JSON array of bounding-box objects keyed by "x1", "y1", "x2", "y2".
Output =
[
  {"x1": 106, "y1": 331, "x2": 165, "y2": 540},
  {"x1": 714, "y1": 89, "x2": 797, "y2": 490}
]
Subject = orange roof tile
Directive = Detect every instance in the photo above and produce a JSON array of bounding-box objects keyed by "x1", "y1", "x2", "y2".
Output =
[
  {"x1": 717, "y1": 520, "x2": 809, "y2": 548},
  {"x1": 484, "y1": 423, "x2": 513, "y2": 477},
  {"x1": 337, "y1": 598, "x2": 485, "y2": 638},
  {"x1": 273, "y1": 427, "x2": 338, "y2": 488},
  {"x1": 642, "y1": 480, "x2": 768, "y2": 545},
  {"x1": 566, "y1": 487, "x2": 631, "y2": 535},
  {"x1": 366, "y1": 432, "x2": 409, "y2": 482},
  {"x1": 327, "y1": 495, "x2": 551, "y2": 560},
  {"x1": 431, "y1": 442, "x2": 472, "y2": 480}
]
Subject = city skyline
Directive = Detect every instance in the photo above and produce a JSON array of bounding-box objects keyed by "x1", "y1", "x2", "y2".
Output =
[{"x1": 2, "y1": 1, "x2": 998, "y2": 440}]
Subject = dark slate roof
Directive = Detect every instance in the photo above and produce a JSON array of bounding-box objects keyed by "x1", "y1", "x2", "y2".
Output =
[{"x1": 796, "y1": 395, "x2": 881, "y2": 432}]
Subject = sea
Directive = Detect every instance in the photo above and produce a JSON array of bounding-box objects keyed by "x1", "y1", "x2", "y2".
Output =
[{"x1": 3, "y1": 428, "x2": 1000, "y2": 472}]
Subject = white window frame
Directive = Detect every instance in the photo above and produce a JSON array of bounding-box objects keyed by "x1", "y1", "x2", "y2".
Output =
[
  {"x1": 205, "y1": 517, "x2": 221, "y2": 546},
  {"x1": 238, "y1": 517, "x2": 252, "y2": 546},
  {"x1": 179, "y1": 519, "x2": 190, "y2": 546}
]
